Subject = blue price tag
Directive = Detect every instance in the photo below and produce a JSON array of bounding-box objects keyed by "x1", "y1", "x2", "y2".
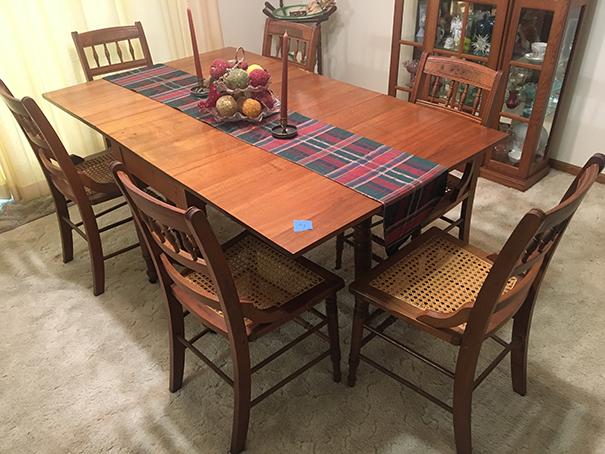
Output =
[{"x1": 293, "y1": 220, "x2": 313, "y2": 232}]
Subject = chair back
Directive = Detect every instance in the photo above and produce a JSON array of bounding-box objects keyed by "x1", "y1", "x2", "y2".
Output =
[
  {"x1": 111, "y1": 163, "x2": 251, "y2": 337},
  {"x1": 422, "y1": 154, "x2": 605, "y2": 339},
  {"x1": 72, "y1": 21, "x2": 153, "y2": 81},
  {"x1": 410, "y1": 53, "x2": 502, "y2": 126},
  {"x1": 0, "y1": 79, "x2": 93, "y2": 205},
  {"x1": 262, "y1": 19, "x2": 319, "y2": 72}
]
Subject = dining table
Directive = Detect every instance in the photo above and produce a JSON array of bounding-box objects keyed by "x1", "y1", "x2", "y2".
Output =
[{"x1": 43, "y1": 47, "x2": 507, "y2": 279}]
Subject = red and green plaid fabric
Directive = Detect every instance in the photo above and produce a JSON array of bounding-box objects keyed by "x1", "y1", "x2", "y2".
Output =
[{"x1": 105, "y1": 64, "x2": 447, "y2": 247}]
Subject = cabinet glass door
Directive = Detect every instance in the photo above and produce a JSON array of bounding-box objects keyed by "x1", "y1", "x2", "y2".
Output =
[
  {"x1": 537, "y1": 6, "x2": 583, "y2": 170},
  {"x1": 433, "y1": 0, "x2": 505, "y2": 67},
  {"x1": 394, "y1": 0, "x2": 429, "y2": 99},
  {"x1": 492, "y1": 7, "x2": 555, "y2": 171}
]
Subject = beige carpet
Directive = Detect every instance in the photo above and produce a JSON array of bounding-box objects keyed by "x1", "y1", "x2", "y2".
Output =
[
  {"x1": 0, "y1": 196, "x2": 54, "y2": 234},
  {"x1": 1, "y1": 170, "x2": 604, "y2": 454}
]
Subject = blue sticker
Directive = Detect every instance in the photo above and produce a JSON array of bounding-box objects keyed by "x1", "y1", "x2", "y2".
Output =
[{"x1": 293, "y1": 220, "x2": 313, "y2": 232}]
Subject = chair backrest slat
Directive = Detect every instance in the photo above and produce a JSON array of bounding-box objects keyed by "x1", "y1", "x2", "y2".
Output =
[
  {"x1": 72, "y1": 22, "x2": 153, "y2": 81},
  {"x1": 262, "y1": 19, "x2": 319, "y2": 72},
  {"x1": 411, "y1": 53, "x2": 502, "y2": 126}
]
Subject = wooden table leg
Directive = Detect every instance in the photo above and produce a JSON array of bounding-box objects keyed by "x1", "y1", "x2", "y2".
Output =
[
  {"x1": 459, "y1": 155, "x2": 482, "y2": 243},
  {"x1": 353, "y1": 217, "x2": 372, "y2": 278},
  {"x1": 347, "y1": 217, "x2": 372, "y2": 386}
]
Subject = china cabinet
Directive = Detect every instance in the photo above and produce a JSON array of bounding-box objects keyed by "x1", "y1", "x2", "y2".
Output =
[{"x1": 389, "y1": 0, "x2": 591, "y2": 190}]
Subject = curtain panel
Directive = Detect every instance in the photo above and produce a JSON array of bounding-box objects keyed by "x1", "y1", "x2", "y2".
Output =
[{"x1": 0, "y1": 0, "x2": 223, "y2": 201}]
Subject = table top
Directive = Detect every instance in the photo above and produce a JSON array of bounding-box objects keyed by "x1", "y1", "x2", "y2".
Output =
[{"x1": 44, "y1": 47, "x2": 506, "y2": 256}]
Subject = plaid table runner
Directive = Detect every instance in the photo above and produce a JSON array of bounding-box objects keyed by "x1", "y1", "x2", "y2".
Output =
[{"x1": 105, "y1": 64, "x2": 447, "y2": 248}]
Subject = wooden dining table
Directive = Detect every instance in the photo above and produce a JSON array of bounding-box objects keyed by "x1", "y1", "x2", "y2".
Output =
[{"x1": 44, "y1": 47, "x2": 506, "y2": 279}]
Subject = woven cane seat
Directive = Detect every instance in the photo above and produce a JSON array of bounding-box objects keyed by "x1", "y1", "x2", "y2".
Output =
[
  {"x1": 369, "y1": 233, "x2": 516, "y2": 315},
  {"x1": 186, "y1": 234, "x2": 326, "y2": 311},
  {"x1": 76, "y1": 149, "x2": 119, "y2": 191}
]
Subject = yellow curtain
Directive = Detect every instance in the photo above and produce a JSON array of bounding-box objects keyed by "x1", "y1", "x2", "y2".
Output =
[{"x1": 0, "y1": 0, "x2": 223, "y2": 202}]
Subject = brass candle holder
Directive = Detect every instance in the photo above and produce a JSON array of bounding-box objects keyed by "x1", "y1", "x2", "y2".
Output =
[{"x1": 271, "y1": 31, "x2": 297, "y2": 139}]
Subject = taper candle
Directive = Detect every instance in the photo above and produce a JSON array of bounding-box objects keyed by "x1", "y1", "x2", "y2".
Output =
[
  {"x1": 280, "y1": 32, "x2": 289, "y2": 127},
  {"x1": 187, "y1": 7, "x2": 204, "y2": 83}
]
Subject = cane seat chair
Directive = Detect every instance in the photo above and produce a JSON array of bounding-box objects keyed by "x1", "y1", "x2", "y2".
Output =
[
  {"x1": 335, "y1": 53, "x2": 503, "y2": 269},
  {"x1": 0, "y1": 79, "x2": 155, "y2": 295},
  {"x1": 71, "y1": 21, "x2": 153, "y2": 82},
  {"x1": 262, "y1": 19, "x2": 320, "y2": 72},
  {"x1": 112, "y1": 162, "x2": 344, "y2": 454},
  {"x1": 347, "y1": 154, "x2": 604, "y2": 453}
]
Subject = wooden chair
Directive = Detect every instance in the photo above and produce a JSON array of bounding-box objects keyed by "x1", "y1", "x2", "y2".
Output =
[
  {"x1": 111, "y1": 162, "x2": 344, "y2": 454},
  {"x1": 347, "y1": 154, "x2": 605, "y2": 453},
  {"x1": 335, "y1": 53, "x2": 503, "y2": 269},
  {"x1": 410, "y1": 53, "x2": 502, "y2": 126},
  {"x1": 72, "y1": 22, "x2": 153, "y2": 81},
  {"x1": 262, "y1": 19, "x2": 320, "y2": 72},
  {"x1": 0, "y1": 79, "x2": 155, "y2": 295}
]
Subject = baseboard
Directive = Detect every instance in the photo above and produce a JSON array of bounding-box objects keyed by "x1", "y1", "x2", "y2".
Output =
[{"x1": 550, "y1": 159, "x2": 605, "y2": 184}]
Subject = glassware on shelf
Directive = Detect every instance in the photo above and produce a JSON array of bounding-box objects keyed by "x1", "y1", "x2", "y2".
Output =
[
  {"x1": 508, "y1": 121, "x2": 528, "y2": 164},
  {"x1": 416, "y1": 9, "x2": 427, "y2": 42},
  {"x1": 403, "y1": 59, "x2": 419, "y2": 87},
  {"x1": 451, "y1": 15, "x2": 463, "y2": 49},
  {"x1": 506, "y1": 89, "x2": 520, "y2": 109},
  {"x1": 513, "y1": 9, "x2": 553, "y2": 61},
  {"x1": 521, "y1": 82, "x2": 537, "y2": 117}
]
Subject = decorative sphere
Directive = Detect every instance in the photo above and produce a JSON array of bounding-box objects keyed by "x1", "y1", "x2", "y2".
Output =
[
  {"x1": 215, "y1": 95, "x2": 238, "y2": 117},
  {"x1": 240, "y1": 61, "x2": 249, "y2": 70},
  {"x1": 246, "y1": 64, "x2": 264, "y2": 75},
  {"x1": 249, "y1": 69, "x2": 271, "y2": 87},
  {"x1": 201, "y1": 84, "x2": 220, "y2": 108},
  {"x1": 252, "y1": 90, "x2": 275, "y2": 109},
  {"x1": 241, "y1": 98, "x2": 263, "y2": 119},
  {"x1": 210, "y1": 59, "x2": 229, "y2": 79},
  {"x1": 224, "y1": 68, "x2": 249, "y2": 90}
]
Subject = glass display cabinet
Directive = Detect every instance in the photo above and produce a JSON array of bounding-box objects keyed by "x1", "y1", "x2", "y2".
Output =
[{"x1": 389, "y1": 0, "x2": 591, "y2": 190}]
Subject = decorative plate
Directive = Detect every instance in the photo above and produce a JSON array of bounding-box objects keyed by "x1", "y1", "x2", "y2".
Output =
[
  {"x1": 524, "y1": 53, "x2": 544, "y2": 64},
  {"x1": 272, "y1": 5, "x2": 326, "y2": 20}
]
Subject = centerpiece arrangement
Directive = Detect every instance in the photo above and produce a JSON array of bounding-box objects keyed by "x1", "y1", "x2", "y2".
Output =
[
  {"x1": 198, "y1": 48, "x2": 279, "y2": 124},
  {"x1": 186, "y1": 6, "x2": 296, "y2": 137}
]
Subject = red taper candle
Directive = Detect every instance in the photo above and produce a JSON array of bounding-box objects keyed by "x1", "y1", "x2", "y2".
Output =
[
  {"x1": 280, "y1": 32, "x2": 289, "y2": 127},
  {"x1": 187, "y1": 7, "x2": 204, "y2": 83}
]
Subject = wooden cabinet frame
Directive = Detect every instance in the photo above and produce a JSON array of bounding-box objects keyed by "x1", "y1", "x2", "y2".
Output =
[{"x1": 390, "y1": 0, "x2": 591, "y2": 190}]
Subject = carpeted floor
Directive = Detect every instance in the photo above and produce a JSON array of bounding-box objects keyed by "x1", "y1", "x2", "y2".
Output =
[
  {"x1": 1, "y1": 170, "x2": 604, "y2": 454},
  {"x1": 0, "y1": 196, "x2": 54, "y2": 234}
]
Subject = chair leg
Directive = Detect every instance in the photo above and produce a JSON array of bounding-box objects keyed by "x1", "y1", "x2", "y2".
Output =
[
  {"x1": 53, "y1": 194, "x2": 73, "y2": 263},
  {"x1": 325, "y1": 295, "x2": 341, "y2": 383},
  {"x1": 335, "y1": 232, "x2": 345, "y2": 270},
  {"x1": 452, "y1": 342, "x2": 481, "y2": 454},
  {"x1": 347, "y1": 297, "x2": 369, "y2": 387},
  {"x1": 81, "y1": 211, "x2": 105, "y2": 296},
  {"x1": 230, "y1": 352, "x2": 252, "y2": 454},
  {"x1": 168, "y1": 297, "x2": 186, "y2": 393},
  {"x1": 453, "y1": 374, "x2": 474, "y2": 454},
  {"x1": 510, "y1": 296, "x2": 536, "y2": 396}
]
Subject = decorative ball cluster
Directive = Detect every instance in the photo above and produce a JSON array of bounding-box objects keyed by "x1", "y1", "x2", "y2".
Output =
[{"x1": 200, "y1": 61, "x2": 274, "y2": 120}]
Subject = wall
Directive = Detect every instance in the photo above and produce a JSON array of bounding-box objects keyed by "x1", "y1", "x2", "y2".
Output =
[
  {"x1": 218, "y1": 0, "x2": 604, "y2": 167},
  {"x1": 548, "y1": 0, "x2": 605, "y2": 167}
]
